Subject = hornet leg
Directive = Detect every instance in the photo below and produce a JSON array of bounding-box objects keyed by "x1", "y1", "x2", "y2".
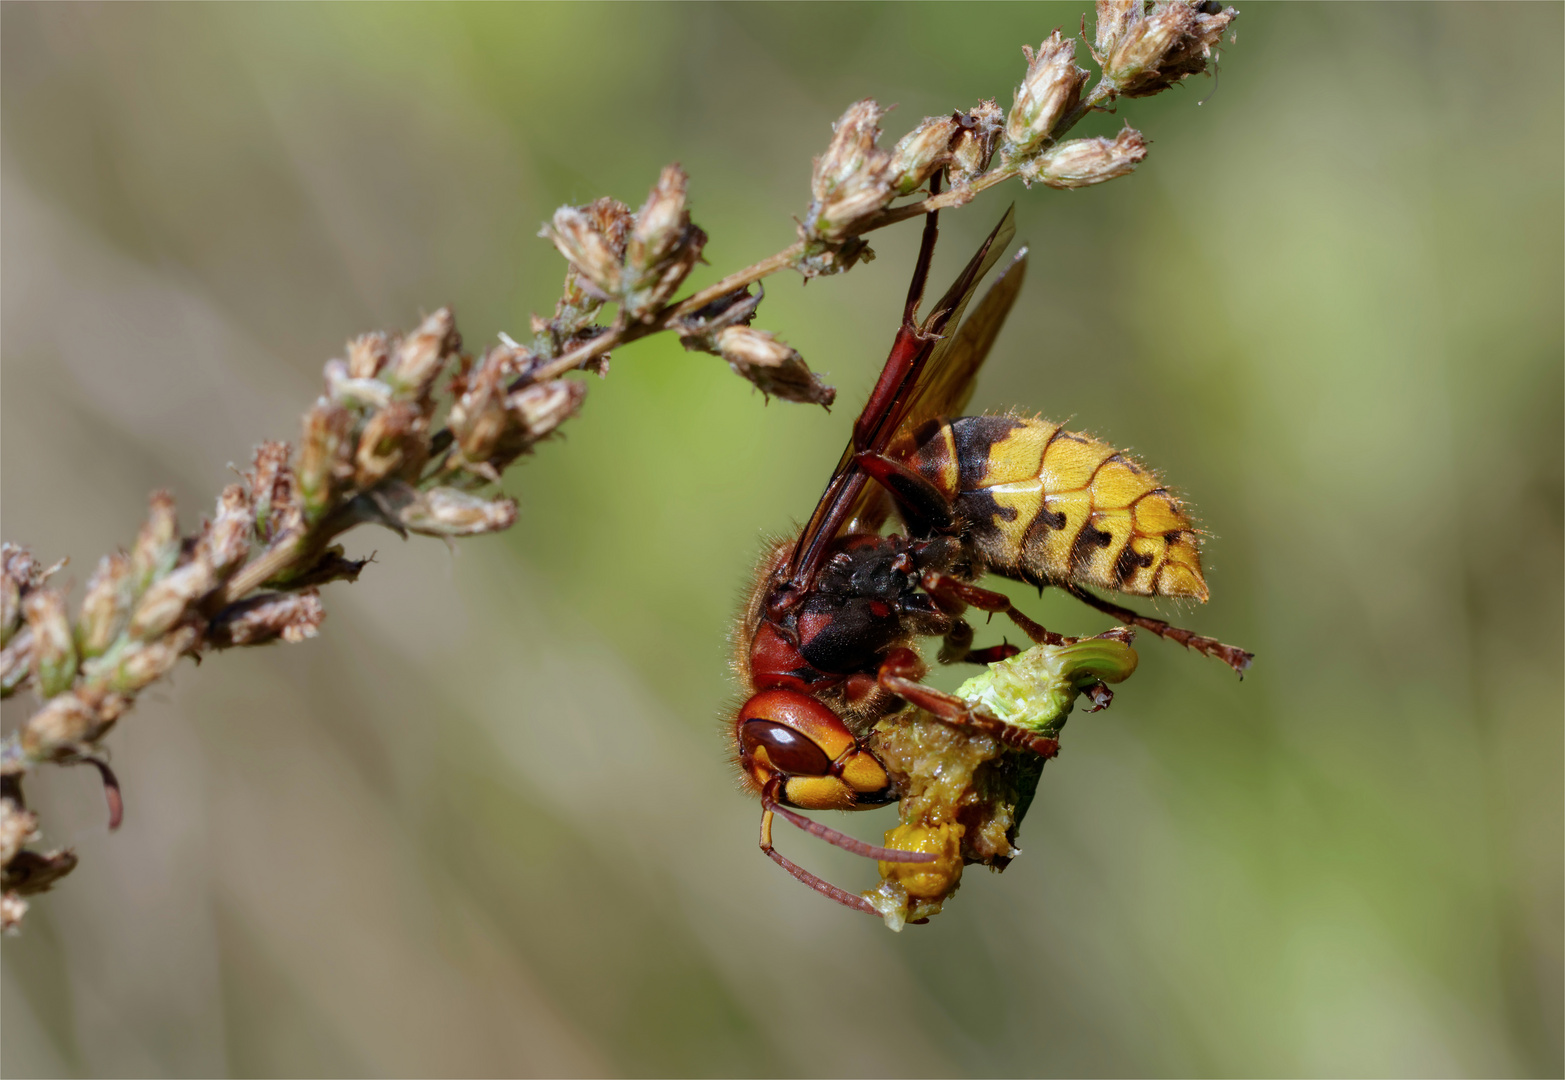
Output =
[
  {"x1": 876, "y1": 648, "x2": 1060, "y2": 759},
  {"x1": 1062, "y1": 583, "x2": 1254, "y2": 675}
]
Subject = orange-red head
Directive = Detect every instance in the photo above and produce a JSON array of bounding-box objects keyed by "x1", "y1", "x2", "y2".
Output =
[{"x1": 735, "y1": 689, "x2": 895, "y2": 810}]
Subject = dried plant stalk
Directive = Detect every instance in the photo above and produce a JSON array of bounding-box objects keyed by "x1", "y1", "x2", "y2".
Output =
[{"x1": 0, "y1": 0, "x2": 1236, "y2": 931}]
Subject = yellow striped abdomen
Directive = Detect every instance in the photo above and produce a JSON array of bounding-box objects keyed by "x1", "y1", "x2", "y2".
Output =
[{"x1": 901, "y1": 415, "x2": 1208, "y2": 600}]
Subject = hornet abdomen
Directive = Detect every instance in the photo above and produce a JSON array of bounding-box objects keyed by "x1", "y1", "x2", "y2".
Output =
[{"x1": 901, "y1": 415, "x2": 1208, "y2": 600}]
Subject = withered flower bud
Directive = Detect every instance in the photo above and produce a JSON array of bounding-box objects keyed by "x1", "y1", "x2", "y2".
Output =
[
  {"x1": 385, "y1": 308, "x2": 459, "y2": 402},
  {"x1": 346, "y1": 332, "x2": 391, "y2": 379},
  {"x1": 1003, "y1": 33, "x2": 1089, "y2": 160},
  {"x1": 887, "y1": 115, "x2": 960, "y2": 196},
  {"x1": 201, "y1": 485, "x2": 254, "y2": 578},
  {"x1": 1104, "y1": 0, "x2": 1235, "y2": 98},
  {"x1": 448, "y1": 346, "x2": 520, "y2": 464},
  {"x1": 397, "y1": 488, "x2": 519, "y2": 537},
  {"x1": 506, "y1": 378, "x2": 587, "y2": 443},
  {"x1": 715, "y1": 326, "x2": 836, "y2": 408},
  {"x1": 1, "y1": 798, "x2": 39, "y2": 868},
  {"x1": 130, "y1": 492, "x2": 180, "y2": 595},
  {"x1": 948, "y1": 100, "x2": 1004, "y2": 187},
  {"x1": 96, "y1": 627, "x2": 198, "y2": 695},
  {"x1": 297, "y1": 399, "x2": 356, "y2": 522},
  {"x1": 249, "y1": 441, "x2": 300, "y2": 544},
  {"x1": 1023, "y1": 127, "x2": 1147, "y2": 188},
  {"x1": 128, "y1": 561, "x2": 214, "y2": 641},
  {"x1": 541, "y1": 200, "x2": 631, "y2": 299},
  {"x1": 353, "y1": 402, "x2": 425, "y2": 489},
  {"x1": 77, "y1": 553, "x2": 134, "y2": 658},
  {"x1": 2, "y1": 892, "x2": 29, "y2": 933},
  {"x1": 23, "y1": 590, "x2": 76, "y2": 698},
  {"x1": 325, "y1": 359, "x2": 393, "y2": 411},
  {"x1": 2, "y1": 628, "x2": 33, "y2": 697},
  {"x1": 0, "y1": 544, "x2": 36, "y2": 648},
  {"x1": 628, "y1": 165, "x2": 691, "y2": 275},
  {"x1": 19, "y1": 692, "x2": 102, "y2": 757},
  {"x1": 1093, "y1": 0, "x2": 1142, "y2": 63},
  {"x1": 806, "y1": 99, "x2": 895, "y2": 242},
  {"x1": 210, "y1": 589, "x2": 325, "y2": 647}
]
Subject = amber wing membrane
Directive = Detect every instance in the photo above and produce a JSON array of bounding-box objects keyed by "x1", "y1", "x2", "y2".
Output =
[
  {"x1": 842, "y1": 234, "x2": 1029, "y2": 537},
  {"x1": 902, "y1": 415, "x2": 1209, "y2": 600},
  {"x1": 786, "y1": 208, "x2": 1018, "y2": 581}
]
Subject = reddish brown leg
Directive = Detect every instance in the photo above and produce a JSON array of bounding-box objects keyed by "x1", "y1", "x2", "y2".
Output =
[
  {"x1": 877, "y1": 649, "x2": 1060, "y2": 759},
  {"x1": 922, "y1": 572, "x2": 1068, "y2": 646},
  {"x1": 1063, "y1": 584, "x2": 1255, "y2": 676},
  {"x1": 69, "y1": 755, "x2": 123, "y2": 830}
]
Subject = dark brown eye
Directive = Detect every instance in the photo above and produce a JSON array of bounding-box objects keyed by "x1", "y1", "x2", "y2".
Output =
[{"x1": 739, "y1": 720, "x2": 833, "y2": 777}]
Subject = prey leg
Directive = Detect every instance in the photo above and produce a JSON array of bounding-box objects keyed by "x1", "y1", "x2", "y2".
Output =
[
  {"x1": 877, "y1": 648, "x2": 1060, "y2": 759},
  {"x1": 1063, "y1": 583, "x2": 1255, "y2": 675}
]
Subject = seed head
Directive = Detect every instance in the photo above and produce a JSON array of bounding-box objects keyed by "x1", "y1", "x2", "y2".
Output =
[
  {"x1": 806, "y1": 99, "x2": 895, "y2": 241},
  {"x1": 2, "y1": 628, "x2": 33, "y2": 697},
  {"x1": 448, "y1": 346, "x2": 519, "y2": 464},
  {"x1": 386, "y1": 308, "x2": 459, "y2": 402},
  {"x1": 1, "y1": 544, "x2": 39, "y2": 648},
  {"x1": 96, "y1": 627, "x2": 198, "y2": 696},
  {"x1": 1103, "y1": 0, "x2": 1236, "y2": 98},
  {"x1": 19, "y1": 692, "x2": 102, "y2": 757},
  {"x1": 325, "y1": 359, "x2": 393, "y2": 411},
  {"x1": 210, "y1": 589, "x2": 325, "y2": 647},
  {"x1": 346, "y1": 332, "x2": 391, "y2": 380},
  {"x1": 716, "y1": 326, "x2": 836, "y2": 408},
  {"x1": 77, "y1": 554, "x2": 134, "y2": 658},
  {"x1": 0, "y1": 799, "x2": 39, "y2": 868},
  {"x1": 201, "y1": 484, "x2": 254, "y2": 578},
  {"x1": 128, "y1": 560, "x2": 214, "y2": 641},
  {"x1": 1004, "y1": 33, "x2": 1089, "y2": 160},
  {"x1": 541, "y1": 200, "x2": 632, "y2": 300},
  {"x1": 249, "y1": 442, "x2": 301, "y2": 544},
  {"x1": 354, "y1": 402, "x2": 425, "y2": 489},
  {"x1": 1093, "y1": 0, "x2": 1142, "y2": 63},
  {"x1": 1022, "y1": 126, "x2": 1148, "y2": 188},
  {"x1": 397, "y1": 488, "x2": 519, "y2": 537},
  {"x1": 628, "y1": 165, "x2": 691, "y2": 275},
  {"x1": 887, "y1": 116, "x2": 960, "y2": 196},
  {"x1": 507, "y1": 378, "x2": 587, "y2": 444},
  {"x1": 130, "y1": 492, "x2": 180, "y2": 596},
  {"x1": 297, "y1": 399, "x2": 356, "y2": 522},
  {"x1": 948, "y1": 101, "x2": 1004, "y2": 187},
  {"x1": 22, "y1": 590, "x2": 76, "y2": 698}
]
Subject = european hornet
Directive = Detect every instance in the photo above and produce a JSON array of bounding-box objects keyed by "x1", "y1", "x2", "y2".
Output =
[{"x1": 731, "y1": 204, "x2": 1253, "y2": 916}]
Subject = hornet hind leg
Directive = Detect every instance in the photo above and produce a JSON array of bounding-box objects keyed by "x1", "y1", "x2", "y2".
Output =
[{"x1": 1063, "y1": 582, "x2": 1254, "y2": 675}]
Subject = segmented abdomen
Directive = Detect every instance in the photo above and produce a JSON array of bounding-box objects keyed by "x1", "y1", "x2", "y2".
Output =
[{"x1": 901, "y1": 415, "x2": 1208, "y2": 600}]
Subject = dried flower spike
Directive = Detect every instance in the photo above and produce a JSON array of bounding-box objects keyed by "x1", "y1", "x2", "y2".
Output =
[
  {"x1": 1003, "y1": 32, "x2": 1089, "y2": 161},
  {"x1": 77, "y1": 554, "x2": 133, "y2": 658},
  {"x1": 888, "y1": 116, "x2": 960, "y2": 196},
  {"x1": 22, "y1": 590, "x2": 75, "y2": 699},
  {"x1": 806, "y1": 99, "x2": 895, "y2": 242},
  {"x1": 948, "y1": 101, "x2": 1004, "y2": 187},
  {"x1": 1100, "y1": 0, "x2": 1236, "y2": 99},
  {"x1": 1022, "y1": 126, "x2": 1148, "y2": 188}
]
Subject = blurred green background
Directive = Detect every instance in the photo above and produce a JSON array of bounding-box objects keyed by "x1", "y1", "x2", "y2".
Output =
[{"x1": 2, "y1": 3, "x2": 1560, "y2": 1077}]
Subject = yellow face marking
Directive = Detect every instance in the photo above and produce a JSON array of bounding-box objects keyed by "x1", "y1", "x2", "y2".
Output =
[
  {"x1": 1040, "y1": 432, "x2": 1116, "y2": 492},
  {"x1": 1038, "y1": 489, "x2": 1093, "y2": 573},
  {"x1": 978, "y1": 421, "x2": 1056, "y2": 488},
  {"x1": 837, "y1": 752, "x2": 890, "y2": 795},
  {"x1": 1082, "y1": 509, "x2": 1135, "y2": 589},
  {"x1": 1132, "y1": 492, "x2": 1190, "y2": 536},
  {"x1": 1090, "y1": 456, "x2": 1159, "y2": 511},
  {"x1": 782, "y1": 775, "x2": 857, "y2": 811}
]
